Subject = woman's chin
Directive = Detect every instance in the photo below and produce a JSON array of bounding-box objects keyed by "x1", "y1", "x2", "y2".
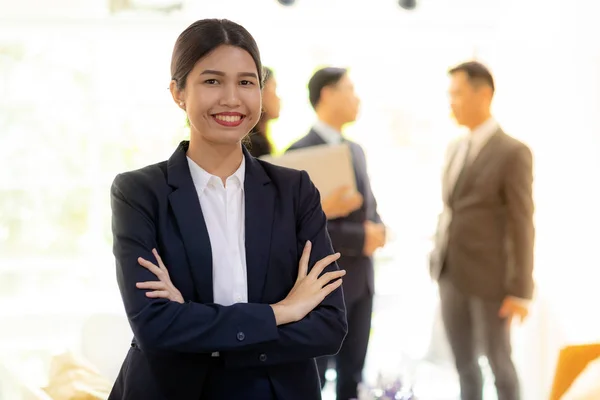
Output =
[
  {"x1": 192, "y1": 127, "x2": 248, "y2": 145},
  {"x1": 206, "y1": 133, "x2": 248, "y2": 147}
]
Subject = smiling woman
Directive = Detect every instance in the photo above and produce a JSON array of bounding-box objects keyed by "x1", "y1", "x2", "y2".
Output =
[
  {"x1": 170, "y1": 46, "x2": 261, "y2": 149},
  {"x1": 109, "y1": 19, "x2": 347, "y2": 400}
]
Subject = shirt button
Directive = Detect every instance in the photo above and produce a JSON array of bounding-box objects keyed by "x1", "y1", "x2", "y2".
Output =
[
  {"x1": 259, "y1": 353, "x2": 267, "y2": 362},
  {"x1": 236, "y1": 332, "x2": 245, "y2": 341}
]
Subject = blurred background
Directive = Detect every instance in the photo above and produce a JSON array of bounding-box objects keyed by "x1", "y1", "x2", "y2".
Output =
[{"x1": 1, "y1": 0, "x2": 599, "y2": 399}]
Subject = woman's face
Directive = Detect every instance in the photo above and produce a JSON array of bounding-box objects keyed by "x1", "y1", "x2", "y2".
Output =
[
  {"x1": 171, "y1": 45, "x2": 262, "y2": 146},
  {"x1": 262, "y1": 77, "x2": 281, "y2": 120}
]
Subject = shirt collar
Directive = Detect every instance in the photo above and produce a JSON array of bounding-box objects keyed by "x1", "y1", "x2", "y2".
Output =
[
  {"x1": 469, "y1": 117, "x2": 498, "y2": 147},
  {"x1": 313, "y1": 120, "x2": 343, "y2": 145},
  {"x1": 187, "y1": 155, "x2": 245, "y2": 192}
]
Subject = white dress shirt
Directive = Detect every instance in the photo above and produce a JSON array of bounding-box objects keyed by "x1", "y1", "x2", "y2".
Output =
[
  {"x1": 465, "y1": 117, "x2": 499, "y2": 164},
  {"x1": 447, "y1": 117, "x2": 499, "y2": 191},
  {"x1": 187, "y1": 156, "x2": 248, "y2": 307},
  {"x1": 313, "y1": 120, "x2": 343, "y2": 145}
]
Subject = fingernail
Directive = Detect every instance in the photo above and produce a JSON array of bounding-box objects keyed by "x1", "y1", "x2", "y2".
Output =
[{"x1": 306, "y1": 240, "x2": 311, "y2": 246}]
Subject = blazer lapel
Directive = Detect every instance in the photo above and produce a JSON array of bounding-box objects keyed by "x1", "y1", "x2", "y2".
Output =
[
  {"x1": 453, "y1": 129, "x2": 502, "y2": 199},
  {"x1": 167, "y1": 141, "x2": 213, "y2": 304},
  {"x1": 243, "y1": 147, "x2": 275, "y2": 303},
  {"x1": 306, "y1": 129, "x2": 327, "y2": 146},
  {"x1": 442, "y1": 141, "x2": 460, "y2": 204}
]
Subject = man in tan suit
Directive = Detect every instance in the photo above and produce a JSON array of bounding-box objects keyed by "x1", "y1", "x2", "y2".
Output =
[{"x1": 430, "y1": 61, "x2": 535, "y2": 400}]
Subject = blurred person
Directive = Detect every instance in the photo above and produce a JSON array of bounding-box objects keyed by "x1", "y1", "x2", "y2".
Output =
[
  {"x1": 288, "y1": 67, "x2": 386, "y2": 400},
  {"x1": 247, "y1": 67, "x2": 360, "y2": 220},
  {"x1": 430, "y1": 61, "x2": 535, "y2": 400},
  {"x1": 109, "y1": 19, "x2": 348, "y2": 400},
  {"x1": 247, "y1": 66, "x2": 280, "y2": 158}
]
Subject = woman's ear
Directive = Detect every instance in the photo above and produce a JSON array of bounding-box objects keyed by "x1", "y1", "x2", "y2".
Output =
[{"x1": 169, "y1": 80, "x2": 186, "y2": 110}]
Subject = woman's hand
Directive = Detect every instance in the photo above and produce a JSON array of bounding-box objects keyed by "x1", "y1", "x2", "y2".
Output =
[
  {"x1": 136, "y1": 248, "x2": 184, "y2": 304},
  {"x1": 271, "y1": 241, "x2": 345, "y2": 326}
]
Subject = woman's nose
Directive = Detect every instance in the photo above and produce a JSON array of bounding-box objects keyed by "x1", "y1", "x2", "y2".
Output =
[{"x1": 220, "y1": 85, "x2": 242, "y2": 107}]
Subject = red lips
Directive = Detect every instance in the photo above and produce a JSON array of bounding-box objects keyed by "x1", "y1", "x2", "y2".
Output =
[{"x1": 212, "y1": 112, "x2": 245, "y2": 127}]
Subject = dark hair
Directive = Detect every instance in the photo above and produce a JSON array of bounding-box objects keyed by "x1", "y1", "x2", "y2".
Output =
[
  {"x1": 308, "y1": 67, "x2": 348, "y2": 108},
  {"x1": 171, "y1": 19, "x2": 264, "y2": 91},
  {"x1": 448, "y1": 61, "x2": 495, "y2": 93}
]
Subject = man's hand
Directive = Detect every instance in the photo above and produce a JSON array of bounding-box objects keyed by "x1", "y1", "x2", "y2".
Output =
[
  {"x1": 499, "y1": 297, "x2": 529, "y2": 325},
  {"x1": 321, "y1": 185, "x2": 363, "y2": 219},
  {"x1": 363, "y1": 221, "x2": 386, "y2": 256}
]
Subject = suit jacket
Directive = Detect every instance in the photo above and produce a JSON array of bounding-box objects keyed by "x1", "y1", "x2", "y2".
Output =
[
  {"x1": 430, "y1": 128, "x2": 535, "y2": 301},
  {"x1": 108, "y1": 141, "x2": 347, "y2": 400},
  {"x1": 287, "y1": 130, "x2": 382, "y2": 304}
]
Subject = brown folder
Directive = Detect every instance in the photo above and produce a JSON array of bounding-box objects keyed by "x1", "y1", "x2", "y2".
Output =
[{"x1": 261, "y1": 143, "x2": 357, "y2": 197}]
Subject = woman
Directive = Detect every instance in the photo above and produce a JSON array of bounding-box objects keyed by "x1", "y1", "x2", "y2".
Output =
[
  {"x1": 109, "y1": 19, "x2": 347, "y2": 400},
  {"x1": 247, "y1": 66, "x2": 280, "y2": 157}
]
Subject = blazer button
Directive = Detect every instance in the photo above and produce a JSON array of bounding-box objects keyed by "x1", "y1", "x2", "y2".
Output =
[
  {"x1": 259, "y1": 353, "x2": 267, "y2": 362},
  {"x1": 236, "y1": 332, "x2": 245, "y2": 341}
]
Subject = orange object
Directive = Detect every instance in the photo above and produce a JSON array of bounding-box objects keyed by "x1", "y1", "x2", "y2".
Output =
[{"x1": 549, "y1": 343, "x2": 600, "y2": 400}]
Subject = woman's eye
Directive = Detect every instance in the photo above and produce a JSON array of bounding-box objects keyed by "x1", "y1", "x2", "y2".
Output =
[
  {"x1": 204, "y1": 79, "x2": 218, "y2": 85},
  {"x1": 240, "y1": 80, "x2": 254, "y2": 86}
]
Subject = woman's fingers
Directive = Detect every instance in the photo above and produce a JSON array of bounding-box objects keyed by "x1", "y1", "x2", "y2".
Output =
[
  {"x1": 137, "y1": 251, "x2": 182, "y2": 303},
  {"x1": 145, "y1": 290, "x2": 170, "y2": 299},
  {"x1": 297, "y1": 241, "x2": 312, "y2": 279},
  {"x1": 138, "y1": 257, "x2": 163, "y2": 276},
  {"x1": 316, "y1": 269, "x2": 346, "y2": 286},
  {"x1": 320, "y1": 277, "x2": 343, "y2": 298},
  {"x1": 308, "y1": 252, "x2": 341, "y2": 278},
  {"x1": 152, "y1": 248, "x2": 168, "y2": 274},
  {"x1": 136, "y1": 281, "x2": 166, "y2": 290}
]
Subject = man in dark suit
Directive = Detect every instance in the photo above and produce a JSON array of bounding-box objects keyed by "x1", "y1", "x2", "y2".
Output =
[
  {"x1": 288, "y1": 67, "x2": 386, "y2": 400},
  {"x1": 430, "y1": 61, "x2": 535, "y2": 400}
]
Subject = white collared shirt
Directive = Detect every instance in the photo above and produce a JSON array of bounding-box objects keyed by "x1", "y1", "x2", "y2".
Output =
[
  {"x1": 446, "y1": 117, "x2": 499, "y2": 192},
  {"x1": 466, "y1": 117, "x2": 499, "y2": 163},
  {"x1": 313, "y1": 120, "x2": 343, "y2": 145},
  {"x1": 187, "y1": 156, "x2": 248, "y2": 307}
]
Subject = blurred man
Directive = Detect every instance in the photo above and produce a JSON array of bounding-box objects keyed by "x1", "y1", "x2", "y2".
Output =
[
  {"x1": 288, "y1": 67, "x2": 385, "y2": 400},
  {"x1": 430, "y1": 61, "x2": 535, "y2": 400}
]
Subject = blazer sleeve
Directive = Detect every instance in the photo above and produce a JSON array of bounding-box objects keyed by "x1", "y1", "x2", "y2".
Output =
[
  {"x1": 111, "y1": 173, "x2": 280, "y2": 353},
  {"x1": 502, "y1": 144, "x2": 535, "y2": 299},
  {"x1": 326, "y1": 219, "x2": 366, "y2": 257},
  {"x1": 357, "y1": 144, "x2": 383, "y2": 225},
  {"x1": 222, "y1": 170, "x2": 348, "y2": 367}
]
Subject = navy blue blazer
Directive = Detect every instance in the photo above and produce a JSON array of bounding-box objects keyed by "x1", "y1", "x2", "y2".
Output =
[
  {"x1": 108, "y1": 141, "x2": 347, "y2": 400},
  {"x1": 287, "y1": 130, "x2": 383, "y2": 304}
]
